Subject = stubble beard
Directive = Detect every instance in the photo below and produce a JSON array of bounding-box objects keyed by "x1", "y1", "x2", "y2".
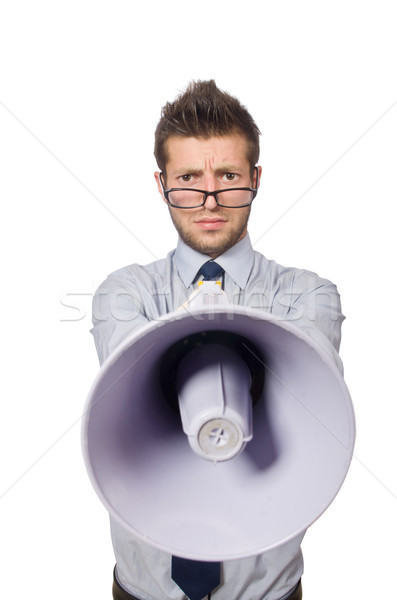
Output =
[{"x1": 169, "y1": 208, "x2": 251, "y2": 257}]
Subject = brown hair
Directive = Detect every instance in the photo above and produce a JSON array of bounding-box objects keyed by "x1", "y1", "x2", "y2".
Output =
[{"x1": 154, "y1": 80, "x2": 261, "y2": 176}]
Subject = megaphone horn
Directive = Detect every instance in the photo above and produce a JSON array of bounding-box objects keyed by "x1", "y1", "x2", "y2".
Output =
[{"x1": 82, "y1": 303, "x2": 355, "y2": 561}]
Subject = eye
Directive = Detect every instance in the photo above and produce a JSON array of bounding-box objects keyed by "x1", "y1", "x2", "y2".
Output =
[
  {"x1": 178, "y1": 173, "x2": 196, "y2": 185},
  {"x1": 222, "y1": 172, "x2": 238, "y2": 183}
]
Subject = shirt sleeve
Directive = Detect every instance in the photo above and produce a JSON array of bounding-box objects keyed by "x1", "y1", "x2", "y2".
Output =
[
  {"x1": 287, "y1": 270, "x2": 345, "y2": 374},
  {"x1": 90, "y1": 273, "x2": 150, "y2": 366}
]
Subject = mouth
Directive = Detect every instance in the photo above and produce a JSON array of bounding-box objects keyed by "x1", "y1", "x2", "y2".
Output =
[{"x1": 195, "y1": 217, "x2": 227, "y2": 231}]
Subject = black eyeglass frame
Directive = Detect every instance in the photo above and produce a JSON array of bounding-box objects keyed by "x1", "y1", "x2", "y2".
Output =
[{"x1": 159, "y1": 167, "x2": 259, "y2": 209}]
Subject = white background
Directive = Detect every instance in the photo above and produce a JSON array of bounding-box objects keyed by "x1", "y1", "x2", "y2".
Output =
[{"x1": 0, "y1": 1, "x2": 396, "y2": 598}]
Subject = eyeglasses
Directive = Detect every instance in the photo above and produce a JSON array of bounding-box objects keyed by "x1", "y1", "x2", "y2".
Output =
[{"x1": 159, "y1": 167, "x2": 258, "y2": 209}]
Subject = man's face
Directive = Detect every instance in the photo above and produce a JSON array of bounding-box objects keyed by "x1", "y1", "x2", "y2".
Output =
[{"x1": 155, "y1": 134, "x2": 261, "y2": 258}]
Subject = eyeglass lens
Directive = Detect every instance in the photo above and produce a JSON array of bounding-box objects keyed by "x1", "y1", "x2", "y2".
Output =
[{"x1": 168, "y1": 189, "x2": 254, "y2": 208}]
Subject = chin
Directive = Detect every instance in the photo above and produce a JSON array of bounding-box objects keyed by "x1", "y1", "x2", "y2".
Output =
[
  {"x1": 170, "y1": 210, "x2": 249, "y2": 257},
  {"x1": 184, "y1": 231, "x2": 242, "y2": 257}
]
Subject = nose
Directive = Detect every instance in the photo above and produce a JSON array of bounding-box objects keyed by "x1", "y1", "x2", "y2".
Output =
[
  {"x1": 201, "y1": 175, "x2": 219, "y2": 210},
  {"x1": 202, "y1": 173, "x2": 217, "y2": 190},
  {"x1": 203, "y1": 193, "x2": 218, "y2": 210}
]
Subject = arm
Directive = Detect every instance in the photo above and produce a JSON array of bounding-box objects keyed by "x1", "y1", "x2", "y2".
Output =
[
  {"x1": 90, "y1": 273, "x2": 150, "y2": 366},
  {"x1": 287, "y1": 271, "x2": 345, "y2": 374}
]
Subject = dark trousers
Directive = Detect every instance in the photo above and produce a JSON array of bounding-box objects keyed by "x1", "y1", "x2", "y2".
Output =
[
  {"x1": 112, "y1": 567, "x2": 302, "y2": 600},
  {"x1": 112, "y1": 568, "x2": 140, "y2": 600}
]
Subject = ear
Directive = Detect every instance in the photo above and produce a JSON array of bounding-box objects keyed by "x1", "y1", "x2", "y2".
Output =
[
  {"x1": 254, "y1": 166, "x2": 262, "y2": 189},
  {"x1": 154, "y1": 171, "x2": 168, "y2": 205}
]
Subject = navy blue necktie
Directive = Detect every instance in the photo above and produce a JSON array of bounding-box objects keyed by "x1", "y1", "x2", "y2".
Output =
[
  {"x1": 172, "y1": 260, "x2": 223, "y2": 599},
  {"x1": 198, "y1": 261, "x2": 224, "y2": 281},
  {"x1": 171, "y1": 556, "x2": 220, "y2": 600}
]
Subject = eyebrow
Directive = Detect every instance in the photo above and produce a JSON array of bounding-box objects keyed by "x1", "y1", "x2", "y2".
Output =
[{"x1": 172, "y1": 164, "x2": 244, "y2": 176}]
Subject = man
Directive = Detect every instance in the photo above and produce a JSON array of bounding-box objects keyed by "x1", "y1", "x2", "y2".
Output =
[{"x1": 91, "y1": 80, "x2": 344, "y2": 600}]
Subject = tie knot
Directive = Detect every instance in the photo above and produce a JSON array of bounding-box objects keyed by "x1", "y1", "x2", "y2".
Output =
[{"x1": 198, "y1": 261, "x2": 224, "y2": 281}]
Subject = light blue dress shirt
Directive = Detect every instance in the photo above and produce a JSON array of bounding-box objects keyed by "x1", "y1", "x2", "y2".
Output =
[{"x1": 91, "y1": 234, "x2": 344, "y2": 600}]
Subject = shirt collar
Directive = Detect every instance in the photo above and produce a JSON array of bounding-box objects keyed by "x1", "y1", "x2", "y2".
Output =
[{"x1": 174, "y1": 234, "x2": 255, "y2": 289}]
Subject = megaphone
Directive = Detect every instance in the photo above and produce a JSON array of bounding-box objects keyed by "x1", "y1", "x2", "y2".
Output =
[{"x1": 82, "y1": 286, "x2": 355, "y2": 562}]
